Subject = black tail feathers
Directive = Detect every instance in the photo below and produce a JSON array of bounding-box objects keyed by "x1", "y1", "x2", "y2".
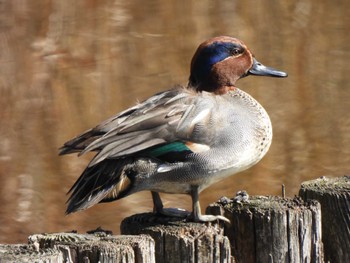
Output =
[{"x1": 66, "y1": 158, "x2": 133, "y2": 214}]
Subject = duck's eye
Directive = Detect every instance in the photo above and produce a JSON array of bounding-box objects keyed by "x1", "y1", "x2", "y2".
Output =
[{"x1": 231, "y1": 48, "x2": 241, "y2": 56}]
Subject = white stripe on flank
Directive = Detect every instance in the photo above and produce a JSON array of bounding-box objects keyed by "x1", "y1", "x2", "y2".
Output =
[{"x1": 185, "y1": 142, "x2": 210, "y2": 153}]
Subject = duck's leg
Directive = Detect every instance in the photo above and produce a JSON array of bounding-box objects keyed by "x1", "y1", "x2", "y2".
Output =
[
  {"x1": 151, "y1": 191, "x2": 190, "y2": 218},
  {"x1": 191, "y1": 185, "x2": 230, "y2": 223},
  {"x1": 151, "y1": 191, "x2": 163, "y2": 213}
]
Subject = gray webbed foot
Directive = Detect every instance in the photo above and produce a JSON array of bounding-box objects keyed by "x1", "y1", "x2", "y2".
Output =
[
  {"x1": 157, "y1": 207, "x2": 190, "y2": 218},
  {"x1": 191, "y1": 186, "x2": 230, "y2": 223},
  {"x1": 151, "y1": 191, "x2": 190, "y2": 219},
  {"x1": 192, "y1": 213, "x2": 230, "y2": 223}
]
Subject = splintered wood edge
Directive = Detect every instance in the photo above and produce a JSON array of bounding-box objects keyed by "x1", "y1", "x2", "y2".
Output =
[
  {"x1": 28, "y1": 232, "x2": 154, "y2": 249},
  {"x1": 0, "y1": 244, "x2": 62, "y2": 261},
  {"x1": 23, "y1": 231, "x2": 155, "y2": 263}
]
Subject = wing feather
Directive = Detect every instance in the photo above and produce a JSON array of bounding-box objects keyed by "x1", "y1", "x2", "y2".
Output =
[{"x1": 61, "y1": 87, "x2": 217, "y2": 165}]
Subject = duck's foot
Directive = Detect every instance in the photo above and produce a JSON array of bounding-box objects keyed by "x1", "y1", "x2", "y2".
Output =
[
  {"x1": 151, "y1": 190, "x2": 231, "y2": 223},
  {"x1": 151, "y1": 191, "x2": 190, "y2": 219},
  {"x1": 192, "y1": 213, "x2": 230, "y2": 223},
  {"x1": 157, "y1": 207, "x2": 191, "y2": 218},
  {"x1": 191, "y1": 185, "x2": 230, "y2": 223}
]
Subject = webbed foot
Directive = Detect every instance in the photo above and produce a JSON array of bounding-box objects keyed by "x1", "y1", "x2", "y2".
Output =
[
  {"x1": 157, "y1": 207, "x2": 190, "y2": 218},
  {"x1": 192, "y1": 213, "x2": 230, "y2": 223},
  {"x1": 191, "y1": 185, "x2": 231, "y2": 223},
  {"x1": 151, "y1": 191, "x2": 190, "y2": 218}
]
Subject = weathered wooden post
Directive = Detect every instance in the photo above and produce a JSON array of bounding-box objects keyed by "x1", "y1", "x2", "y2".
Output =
[
  {"x1": 3, "y1": 176, "x2": 350, "y2": 263},
  {"x1": 299, "y1": 175, "x2": 350, "y2": 263},
  {"x1": 0, "y1": 244, "x2": 63, "y2": 263},
  {"x1": 121, "y1": 213, "x2": 232, "y2": 263},
  {"x1": 0, "y1": 231, "x2": 155, "y2": 263},
  {"x1": 207, "y1": 195, "x2": 324, "y2": 263}
]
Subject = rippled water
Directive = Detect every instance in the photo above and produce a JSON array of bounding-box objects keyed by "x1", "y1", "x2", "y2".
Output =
[{"x1": 0, "y1": 0, "x2": 349, "y2": 243}]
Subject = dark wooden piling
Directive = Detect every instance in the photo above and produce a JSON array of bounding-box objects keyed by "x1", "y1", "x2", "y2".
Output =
[
  {"x1": 299, "y1": 175, "x2": 350, "y2": 263},
  {"x1": 207, "y1": 195, "x2": 324, "y2": 263},
  {"x1": 120, "y1": 213, "x2": 232, "y2": 263}
]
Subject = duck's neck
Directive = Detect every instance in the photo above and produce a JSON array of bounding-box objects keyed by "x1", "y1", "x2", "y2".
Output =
[
  {"x1": 188, "y1": 77, "x2": 237, "y2": 95},
  {"x1": 188, "y1": 68, "x2": 240, "y2": 94}
]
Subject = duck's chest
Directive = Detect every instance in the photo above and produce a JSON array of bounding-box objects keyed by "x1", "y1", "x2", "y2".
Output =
[
  {"x1": 214, "y1": 89, "x2": 271, "y2": 142},
  {"x1": 202, "y1": 90, "x2": 272, "y2": 169}
]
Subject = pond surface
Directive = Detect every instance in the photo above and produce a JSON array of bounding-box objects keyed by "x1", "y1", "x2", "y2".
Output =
[{"x1": 0, "y1": 0, "x2": 349, "y2": 243}]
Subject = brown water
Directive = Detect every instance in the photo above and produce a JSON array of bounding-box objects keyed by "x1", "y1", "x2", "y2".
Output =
[{"x1": 0, "y1": 0, "x2": 349, "y2": 243}]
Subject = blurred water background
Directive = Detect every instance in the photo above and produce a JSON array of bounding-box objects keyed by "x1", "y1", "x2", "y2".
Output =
[{"x1": 0, "y1": 0, "x2": 349, "y2": 243}]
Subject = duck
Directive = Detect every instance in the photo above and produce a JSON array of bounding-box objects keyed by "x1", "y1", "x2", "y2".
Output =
[{"x1": 60, "y1": 36, "x2": 287, "y2": 222}]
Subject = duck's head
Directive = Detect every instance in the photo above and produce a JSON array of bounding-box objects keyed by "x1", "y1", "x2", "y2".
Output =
[{"x1": 188, "y1": 36, "x2": 287, "y2": 93}]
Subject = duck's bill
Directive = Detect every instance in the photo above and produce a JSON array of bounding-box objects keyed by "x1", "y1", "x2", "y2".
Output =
[{"x1": 248, "y1": 58, "x2": 288, "y2": 78}]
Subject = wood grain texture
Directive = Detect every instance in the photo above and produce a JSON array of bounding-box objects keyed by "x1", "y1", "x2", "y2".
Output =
[
  {"x1": 121, "y1": 213, "x2": 233, "y2": 263},
  {"x1": 299, "y1": 176, "x2": 350, "y2": 263},
  {"x1": 207, "y1": 195, "x2": 324, "y2": 263},
  {"x1": 0, "y1": 230, "x2": 155, "y2": 263}
]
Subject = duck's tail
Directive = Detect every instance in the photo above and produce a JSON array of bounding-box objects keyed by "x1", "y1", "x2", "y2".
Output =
[{"x1": 66, "y1": 158, "x2": 139, "y2": 214}]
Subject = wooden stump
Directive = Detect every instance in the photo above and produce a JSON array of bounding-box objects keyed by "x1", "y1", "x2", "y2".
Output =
[
  {"x1": 299, "y1": 175, "x2": 350, "y2": 263},
  {"x1": 0, "y1": 229, "x2": 155, "y2": 263},
  {"x1": 0, "y1": 244, "x2": 63, "y2": 263},
  {"x1": 120, "y1": 213, "x2": 233, "y2": 263},
  {"x1": 207, "y1": 195, "x2": 324, "y2": 263}
]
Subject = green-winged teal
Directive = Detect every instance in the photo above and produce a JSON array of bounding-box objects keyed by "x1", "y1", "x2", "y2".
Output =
[{"x1": 60, "y1": 36, "x2": 287, "y2": 222}]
